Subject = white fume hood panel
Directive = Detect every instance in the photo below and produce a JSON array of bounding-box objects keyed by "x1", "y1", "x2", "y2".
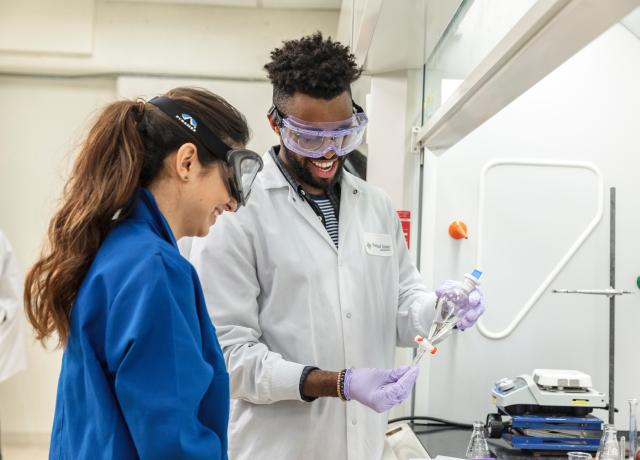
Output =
[
  {"x1": 417, "y1": 0, "x2": 640, "y2": 151},
  {"x1": 621, "y1": 5, "x2": 640, "y2": 38}
]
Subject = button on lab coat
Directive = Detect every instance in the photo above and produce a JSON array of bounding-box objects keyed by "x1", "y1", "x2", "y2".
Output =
[
  {"x1": 188, "y1": 151, "x2": 436, "y2": 460},
  {"x1": 0, "y1": 229, "x2": 27, "y2": 383}
]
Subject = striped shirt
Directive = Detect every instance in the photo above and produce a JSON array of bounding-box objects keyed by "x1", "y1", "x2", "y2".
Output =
[
  {"x1": 269, "y1": 147, "x2": 341, "y2": 248},
  {"x1": 308, "y1": 195, "x2": 339, "y2": 248}
]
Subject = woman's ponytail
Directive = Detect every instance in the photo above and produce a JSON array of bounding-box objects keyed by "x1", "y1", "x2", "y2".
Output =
[{"x1": 25, "y1": 101, "x2": 144, "y2": 346}]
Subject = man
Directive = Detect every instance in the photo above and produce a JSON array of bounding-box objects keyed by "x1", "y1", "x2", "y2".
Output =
[{"x1": 189, "y1": 33, "x2": 484, "y2": 459}]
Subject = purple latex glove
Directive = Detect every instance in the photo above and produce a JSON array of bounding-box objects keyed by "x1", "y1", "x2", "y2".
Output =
[
  {"x1": 343, "y1": 366, "x2": 419, "y2": 413},
  {"x1": 435, "y1": 280, "x2": 485, "y2": 331}
]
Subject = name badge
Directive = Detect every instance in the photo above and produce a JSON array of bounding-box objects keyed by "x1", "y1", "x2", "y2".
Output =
[{"x1": 364, "y1": 233, "x2": 393, "y2": 257}]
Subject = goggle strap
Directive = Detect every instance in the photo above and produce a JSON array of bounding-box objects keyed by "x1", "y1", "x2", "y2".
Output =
[
  {"x1": 269, "y1": 99, "x2": 365, "y2": 127},
  {"x1": 148, "y1": 96, "x2": 232, "y2": 161},
  {"x1": 267, "y1": 104, "x2": 284, "y2": 128}
]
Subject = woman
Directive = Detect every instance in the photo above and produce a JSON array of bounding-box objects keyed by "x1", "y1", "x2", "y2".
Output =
[{"x1": 24, "y1": 87, "x2": 262, "y2": 459}]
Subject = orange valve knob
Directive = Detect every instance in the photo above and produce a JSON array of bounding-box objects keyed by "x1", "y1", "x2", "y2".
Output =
[{"x1": 448, "y1": 220, "x2": 468, "y2": 239}]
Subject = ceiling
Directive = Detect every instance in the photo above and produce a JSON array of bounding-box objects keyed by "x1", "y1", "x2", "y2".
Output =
[{"x1": 106, "y1": 0, "x2": 341, "y2": 9}]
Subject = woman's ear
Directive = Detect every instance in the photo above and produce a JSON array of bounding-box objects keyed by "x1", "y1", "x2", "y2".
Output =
[{"x1": 175, "y1": 143, "x2": 198, "y2": 181}]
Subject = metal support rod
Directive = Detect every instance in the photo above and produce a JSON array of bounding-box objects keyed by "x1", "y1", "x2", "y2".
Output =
[
  {"x1": 410, "y1": 58, "x2": 429, "y2": 419},
  {"x1": 410, "y1": 145, "x2": 424, "y2": 417},
  {"x1": 552, "y1": 187, "x2": 631, "y2": 424},
  {"x1": 552, "y1": 288, "x2": 632, "y2": 296},
  {"x1": 609, "y1": 187, "x2": 616, "y2": 425}
]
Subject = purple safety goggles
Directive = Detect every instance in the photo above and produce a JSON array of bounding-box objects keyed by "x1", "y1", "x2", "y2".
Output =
[{"x1": 268, "y1": 101, "x2": 368, "y2": 158}]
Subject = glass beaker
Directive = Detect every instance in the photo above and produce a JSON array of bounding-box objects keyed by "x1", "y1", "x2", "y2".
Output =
[{"x1": 466, "y1": 421, "x2": 491, "y2": 459}]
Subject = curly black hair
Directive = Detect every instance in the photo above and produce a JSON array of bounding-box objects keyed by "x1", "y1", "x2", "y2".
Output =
[{"x1": 264, "y1": 32, "x2": 363, "y2": 109}]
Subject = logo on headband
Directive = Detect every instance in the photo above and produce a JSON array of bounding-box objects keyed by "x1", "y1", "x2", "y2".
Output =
[{"x1": 176, "y1": 113, "x2": 198, "y2": 132}]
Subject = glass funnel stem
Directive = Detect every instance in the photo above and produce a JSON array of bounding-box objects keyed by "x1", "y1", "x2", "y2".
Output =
[{"x1": 629, "y1": 399, "x2": 638, "y2": 460}]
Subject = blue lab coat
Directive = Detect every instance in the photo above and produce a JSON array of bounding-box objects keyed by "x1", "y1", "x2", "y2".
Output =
[{"x1": 49, "y1": 189, "x2": 229, "y2": 460}]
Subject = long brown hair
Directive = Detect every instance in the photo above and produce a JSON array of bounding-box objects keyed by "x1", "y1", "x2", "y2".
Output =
[{"x1": 24, "y1": 87, "x2": 249, "y2": 346}]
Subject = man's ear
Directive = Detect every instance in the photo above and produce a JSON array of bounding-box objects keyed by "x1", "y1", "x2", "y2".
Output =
[{"x1": 267, "y1": 114, "x2": 280, "y2": 135}]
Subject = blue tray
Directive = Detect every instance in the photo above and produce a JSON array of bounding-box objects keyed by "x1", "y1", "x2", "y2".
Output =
[
  {"x1": 511, "y1": 415, "x2": 604, "y2": 430},
  {"x1": 507, "y1": 415, "x2": 603, "y2": 451},
  {"x1": 511, "y1": 435, "x2": 600, "y2": 451}
]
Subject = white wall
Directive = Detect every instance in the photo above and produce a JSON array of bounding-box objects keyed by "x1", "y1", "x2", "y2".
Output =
[
  {"x1": 0, "y1": 1, "x2": 338, "y2": 79},
  {"x1": 0, "y1": 76, "x2": 117, "y2": 441},
  {"x1": 416, "y1": 24, "x2": 640, "y2": 429},
  {"x1": 0, "y1": 0, "x2": 94, "y2": 55}
]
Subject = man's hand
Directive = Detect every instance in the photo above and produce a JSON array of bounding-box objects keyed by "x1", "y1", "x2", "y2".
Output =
[
  {"x1": 435, "y1": 281, "x2": 485, "y2": 331},
  {"x1": 344, "y1": 366, "x2": 419, "y2": 413}
]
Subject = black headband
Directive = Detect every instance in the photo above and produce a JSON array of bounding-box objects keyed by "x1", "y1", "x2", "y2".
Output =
[{"x1": 148, "y1": 96, "x2": 232, "y2": 161}]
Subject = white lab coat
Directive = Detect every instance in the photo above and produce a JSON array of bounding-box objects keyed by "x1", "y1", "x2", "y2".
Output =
[
  {"x1": 187, "y1": 151, "x2": 436, "y2": 460},
  {"x1": 0, "y1": 229, "x2": 27, "y2": 382}
]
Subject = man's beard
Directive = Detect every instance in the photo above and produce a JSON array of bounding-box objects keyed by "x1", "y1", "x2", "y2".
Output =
[{"x1": 282, "y1": 145, "x2": 345, "y2": 193}]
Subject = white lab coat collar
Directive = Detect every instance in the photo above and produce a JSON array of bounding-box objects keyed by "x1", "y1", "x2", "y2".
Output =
[
  {"x1": 258, "y1": 148, "x2": 363, "y2": 254},
  {"x1": 259, "y1": 150, "x2": 290, "y2": 191}
]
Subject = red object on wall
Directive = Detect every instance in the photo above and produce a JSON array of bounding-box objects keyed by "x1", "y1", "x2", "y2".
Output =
[{"x1": 397, "y1": 211, "x2": 411, "y2": 249}]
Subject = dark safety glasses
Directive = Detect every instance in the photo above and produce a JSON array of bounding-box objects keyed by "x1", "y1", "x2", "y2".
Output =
[
  {"x1": 149, "y1": 96, "x2": 263, "y2": 207},
  {"x1": 220, "y1": 149, "x2": 262, "y2": 207}
]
